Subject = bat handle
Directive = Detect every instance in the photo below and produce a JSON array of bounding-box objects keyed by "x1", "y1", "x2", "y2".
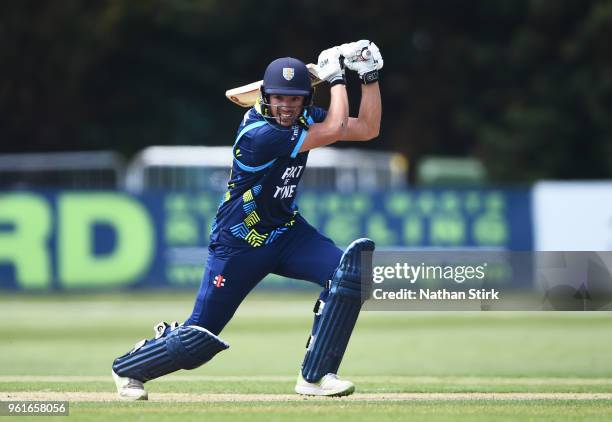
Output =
[
  {"x1": 360, "y1": 48, "x2": 372, "y2": 61},
  {"x1": 347, "y1": 48, "x2": 371, "y2": 63}
]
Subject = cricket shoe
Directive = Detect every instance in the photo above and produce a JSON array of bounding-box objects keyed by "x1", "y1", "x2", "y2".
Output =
[
  {"x1": 295, "y1": 373, "x2": 355, "y2": 397},
  {"x1": 112, "y1": 370, "x2": 148, "y2": 400}
]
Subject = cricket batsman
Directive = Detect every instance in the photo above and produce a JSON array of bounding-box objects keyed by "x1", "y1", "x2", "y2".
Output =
[{"x1": 112, "y1": 40, "x2": 383, "y2": 399}]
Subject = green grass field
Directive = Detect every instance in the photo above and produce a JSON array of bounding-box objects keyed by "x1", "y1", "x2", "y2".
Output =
[{"x1": 1, "y1": 291, "x2": 612, "y2": 421}]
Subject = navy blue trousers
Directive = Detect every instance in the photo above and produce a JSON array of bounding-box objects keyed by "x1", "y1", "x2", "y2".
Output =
[{"x1": 184, "y1": 217, "x2": 343, "y2": 335}]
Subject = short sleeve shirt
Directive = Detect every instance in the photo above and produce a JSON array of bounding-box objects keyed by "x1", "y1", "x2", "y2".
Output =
[{"x1": 210, "y1": 106, "x2": 327, "y2": 250}]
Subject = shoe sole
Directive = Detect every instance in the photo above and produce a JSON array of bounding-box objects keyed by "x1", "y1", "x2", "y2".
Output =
[
  {"x1": 118, "y1": 392, "x2": 149, "y2": 401},
  {"x1": 295, "y1": 384, "x2": 355, "y2": 397}
]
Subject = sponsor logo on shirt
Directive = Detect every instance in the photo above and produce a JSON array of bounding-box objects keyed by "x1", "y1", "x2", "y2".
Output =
[{"x1": 274, "y1": 166, "x2": 304, "y2": 199}]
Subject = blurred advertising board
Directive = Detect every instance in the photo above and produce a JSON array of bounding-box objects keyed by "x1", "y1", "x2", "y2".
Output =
[
  {"x1": 0, "y1": 189, "x2": 532, "y2": 291},
  {"x1": 533, "y1": 182, "x2": 612, "y2": 251}
]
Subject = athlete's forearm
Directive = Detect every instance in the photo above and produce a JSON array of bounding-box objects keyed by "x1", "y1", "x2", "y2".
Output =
[
  {"x1": 325, "y1": 84, "x2": 349, "y2": 137},
  {"x1": 297, "y1": 84, "x2": 349, "y2": 152},
  {"x1": 341, "y1": 82, "x2": 381, "y2": 142},
  {"x1": 357, "y1": 82, "x2": 381, "y2": 138}
]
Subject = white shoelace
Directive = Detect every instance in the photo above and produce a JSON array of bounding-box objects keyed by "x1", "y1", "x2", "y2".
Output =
[{"x1": 127, "y1": 379, "x2": 144, "y2": 389}]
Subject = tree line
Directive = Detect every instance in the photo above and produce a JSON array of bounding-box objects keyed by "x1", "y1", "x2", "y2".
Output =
[{"x1": 1, "y1": 0, "x2": 610, "y2": 182}]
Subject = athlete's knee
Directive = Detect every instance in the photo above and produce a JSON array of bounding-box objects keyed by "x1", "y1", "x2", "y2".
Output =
[
  {"x1": 183, "y1": 317, "x2": 224, "y2": 336},
  {"x1": 185, "y1": 297, "x2": 239, "y2": 336},
  {"x1": 112, "y1": 321, "x2": 229, "y2": 382},
  {"x1": 330, "y1": 238, "x2": 376, "y2": 300}
]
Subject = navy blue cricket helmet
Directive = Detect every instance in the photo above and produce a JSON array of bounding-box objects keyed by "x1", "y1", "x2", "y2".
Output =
[{"x1": 260, "y1": 57, "x2": 313, "y2": 115}]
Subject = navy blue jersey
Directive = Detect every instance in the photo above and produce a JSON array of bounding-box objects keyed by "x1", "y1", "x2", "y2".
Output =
[{"x1": 210, "y1": 104, "x2": 327, "y2": 251}]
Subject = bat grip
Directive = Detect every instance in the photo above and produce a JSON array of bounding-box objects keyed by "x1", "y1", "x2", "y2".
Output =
[
  {"x1": 360, "y1": 48, "x2": 372, "y2": 61},
  {"x1": 346, "y1": 48, "x2": 371, "y2": 63}
]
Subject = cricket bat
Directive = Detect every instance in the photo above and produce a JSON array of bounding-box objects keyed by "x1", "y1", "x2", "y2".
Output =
[
  {"x1": 225, "y1": 64, "x2": 323, "y2": 108},
  {"x1": 225, "y1": 49, "x2": 372, "y2": 108}
]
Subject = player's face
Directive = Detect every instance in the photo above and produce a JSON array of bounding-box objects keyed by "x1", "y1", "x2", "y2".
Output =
[{"x1": 269, "y1": 95, "x2": 305, "y2": 126}]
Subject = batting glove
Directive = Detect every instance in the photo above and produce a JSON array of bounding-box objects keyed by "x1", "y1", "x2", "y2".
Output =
[
  {"x1": 342, "y1": 40, "x2": 383, "y2": 84},
  {"x1": 317, "y1": 46, "x2": 345, "y2": 86},
  {"x1": 339, "y1": 40, "x2": 370, "y2": 61}
]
